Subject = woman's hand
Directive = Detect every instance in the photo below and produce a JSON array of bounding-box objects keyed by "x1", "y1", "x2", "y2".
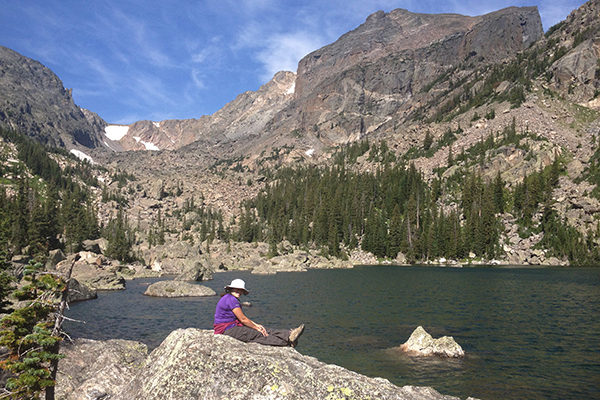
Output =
[
  {"x1": 255, "y1": 324, "x2": 268, "y2": 337},
  {"x1": 232, "y1": 307, "x2": 268, "y2": 336}
]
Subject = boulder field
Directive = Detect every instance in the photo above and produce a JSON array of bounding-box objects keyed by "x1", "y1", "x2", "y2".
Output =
[{"x1": 56, "y1": 328, "x2": 478, "y2": 400}]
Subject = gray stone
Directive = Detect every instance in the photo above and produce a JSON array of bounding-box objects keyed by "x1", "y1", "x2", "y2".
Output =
[
  {"x1": 67, "y1": 278, "x2": 97, "y2": 303},
  {"x1": 109, "y1": 328, "x2": 464, "y2": 399},
  {"x1": 399, "y1": 326, "x2": 465, "y2": 358},
  {"x1": 396, "y1": 252, "x2": 407, "y2": 264},
  {"x1": 143, "y1": 281, "x2": 216, "y2": 298},
  {"x1": 82, "y1": 238, "x2": 109, "y2": 255},
  {"x1": 81, "y1": 273, "x2": 126, "y2": 291},
  {"x1": 10, "y1": 254, "x2": 31, "y2": 267},
  {"x1": 56, "y1": 338, "x2": 148, "y2": 400},
  {"x1": 46, "y1": 249, "x2": 66, "y2": 270},
  {"x1": 57, "y1": 259, "x2": 126, "y2": 291},
  {"x1": 174, "y1": 257, "x2": 213, "y2": 281},
  {"x1": 150, "y1": 179, "x2": 166, "y2": 200},
  {"x1": 251, "y1": 264, "x2": 278, "y2": 275},
  {"x1": 143, "y1": 241, "x2": 208, "y2": 276}
]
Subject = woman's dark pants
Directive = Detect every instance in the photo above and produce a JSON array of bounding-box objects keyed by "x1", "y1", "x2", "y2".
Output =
[{"x1": 224, "y1": 326, "x2": 290, "y2": 346}]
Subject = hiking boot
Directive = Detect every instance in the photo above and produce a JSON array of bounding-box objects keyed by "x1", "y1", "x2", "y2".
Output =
[{"x1": 289, "y1": 324, "x2": 305, "y2": 347}]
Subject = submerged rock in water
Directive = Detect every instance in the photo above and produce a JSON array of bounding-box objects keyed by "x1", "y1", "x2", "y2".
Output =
[
  {"x1": 57, "y1": 328, "x2": 468, "y2": 400},
  {"x1": 143, "y1": 280, "x2": 216, "y2": 298},
  {"x1": 400, "y1": 326, "x2": 465, "y2": 358}
]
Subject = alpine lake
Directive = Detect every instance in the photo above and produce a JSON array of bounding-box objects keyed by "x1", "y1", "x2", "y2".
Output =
[{"x1": 64, "y1": 265, "x2": 600, "y2": 400}]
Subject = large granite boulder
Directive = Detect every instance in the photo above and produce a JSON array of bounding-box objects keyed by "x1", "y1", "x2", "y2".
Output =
[
  {"x1": 143, "y1": 281, "x2": 216, "y2": 298},
  {"x1": 174, "y1": 256, "x2": 213, "y2": 281},
  {"x1": 46, "y1": 249, "x2": 66, "y2": 270},
  {"x1": 67, "y1": 278, "x2": 97, "y2": 303},
  {"x1": 56, "y1": 338, "x2": 148, "y2": 400},
  {"x1": 399, "y1": 326, "x2": 465, "y2": 358},
  {"x1": 56, "y1": 255, "x2": 126, "y2": 291},
  {"x1": 56, "y1": 328, "x2": 469, "y2": 400},
  {"x1": 82, "y1": 238, "x2": 108, "y2": 255},
  {"x1": 144, "y1": 241, "x2": 213, "y2": 278}
]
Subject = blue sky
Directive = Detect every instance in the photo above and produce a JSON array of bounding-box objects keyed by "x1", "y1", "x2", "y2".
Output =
[{"x1": 0, "y1": 0, "x2": 587, "y2": 125}]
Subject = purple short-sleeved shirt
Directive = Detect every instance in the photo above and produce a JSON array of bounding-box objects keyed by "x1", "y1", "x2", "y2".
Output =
[{"x1": 214, "y1": 293, "x2": 241, "y2": 324}]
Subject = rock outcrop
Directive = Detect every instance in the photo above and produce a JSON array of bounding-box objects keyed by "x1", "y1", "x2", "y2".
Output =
[
  {"x1": 56, "y1": 254, "x2": 126, "y2": 291},
  {"x1": 399, "y1": 326, "x2": 465, "y2": 358},
  {"x1": 56, "y1": 338, "x2": 148, "y2": 400},
  {"x1": 143, "y1": 241, "x2": 212, "y2": 279},
  {"x1": 143, "y1": 281, "x2": 216, "y2": 298},
  {"x1": 57, "y1": 328, "x2": 471, "y2": 400},
  {"x1": 0, "y1": 46, "x2": 106, "y2": 151},
  {"x1": 66, "y1": 278, "x2": 97, "y2": 303},
  {"x1": 118, "y1": 70, "x2": 297, "y2": 152}
]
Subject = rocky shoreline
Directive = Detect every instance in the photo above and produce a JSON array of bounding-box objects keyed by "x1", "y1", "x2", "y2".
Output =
[{"x1": 8, "y1": 237, "x2": 571, "y2": 303}]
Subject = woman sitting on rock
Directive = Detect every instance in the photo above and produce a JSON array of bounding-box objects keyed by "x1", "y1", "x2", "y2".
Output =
[{"x1": 214, "y1": 279, "x2": 304, "y2": 347}]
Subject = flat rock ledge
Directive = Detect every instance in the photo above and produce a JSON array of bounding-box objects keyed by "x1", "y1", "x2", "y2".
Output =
[
  {"x1": 143, "y1": 280, "x2": 216, "y2": 298},
  {"x1": 57, "y1": 328, "x2": 477, "y2": 400},
  {"x1": 399, "y1": 326, "x2": 465, "y2": 358}
]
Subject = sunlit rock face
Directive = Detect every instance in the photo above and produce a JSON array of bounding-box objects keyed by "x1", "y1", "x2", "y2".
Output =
[
  {"x1": 399, "y1": 326, "x2": 465, "y2": 358},
  {"x1": 58, "y1": 328, "x2": 468, "y2": 400},
  {"x1": 0, "y1": 45, "x2": 106, "y2": 150},
  {"x1": 288, "y1": 6, "x2": 543, "y2": 145}
]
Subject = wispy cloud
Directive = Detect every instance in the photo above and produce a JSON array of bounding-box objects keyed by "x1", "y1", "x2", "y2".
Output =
[
  {"x1": 256, "y1": 31, "x2": 325, "y2": 79},
  {"x1": 93, "y1": 7, "x2": 174, "y2": 69}
]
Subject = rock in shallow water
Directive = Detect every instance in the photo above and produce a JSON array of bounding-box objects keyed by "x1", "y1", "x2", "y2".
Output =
[
  {"x1": 143, "y1": 280, "x2": 216, "y2": 297},
  {"x1": 57, "y1": 328, "x2": 473, "y2": 400},
  {"x1": 400, "y1": 326, "x2": 465, "y2": 358}
]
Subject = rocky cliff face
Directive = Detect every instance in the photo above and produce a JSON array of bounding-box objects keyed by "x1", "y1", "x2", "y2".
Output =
[
  {"x1": 294, "y1": 6, "x2": 542, "y2": 112},
  {"x1": 267, "y1": 6, "x2": 543, "y2": 151},
  {"x1": 0, "y1": 46, "x2": 107, "y2": 151},
  {"x1": 105, "y1": 6, "x2": 544, "y2": 159},
  {"x1": 116, "y1": 71, "x2": 296, "y2": 152},
  {"x1": 547, "y1": 0, "x2": 600, "y2": 107}
]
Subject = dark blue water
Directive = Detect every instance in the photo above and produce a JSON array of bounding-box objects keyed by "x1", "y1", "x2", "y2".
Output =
[{"x1": 64, "y1": 266, "x2": 600, "y2": 400}]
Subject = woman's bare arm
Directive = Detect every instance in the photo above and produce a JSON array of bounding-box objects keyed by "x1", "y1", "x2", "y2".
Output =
[{"x1": 232, "y1": 307, "x2": 268, "y2": 336}]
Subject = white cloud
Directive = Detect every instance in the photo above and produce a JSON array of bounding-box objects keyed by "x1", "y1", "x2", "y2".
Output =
[
  {"x1": 235, "y1": 21, "x2": 325, "y2": 81},
  {"x1": 191, "y1": 69, "x2": 206, "y2": 89},
  {"x1": 256, "y1": 31, "x2": 324, "y2": 80}
]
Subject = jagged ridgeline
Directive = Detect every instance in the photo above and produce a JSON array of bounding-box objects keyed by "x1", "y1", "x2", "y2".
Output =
[
  {"x1": 237, "y1": 119, "x2": 600, "y2": 265},
  {"x1": 0, "y1": 128, "x2": 101, "y2": 258}
]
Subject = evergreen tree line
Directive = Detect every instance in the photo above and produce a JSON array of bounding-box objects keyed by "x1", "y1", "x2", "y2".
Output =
[
  {"x1": 0, "y1": 128, "x2": 121, "y2": 260},
  {"x1": 235, "y1": 137, "x2": 599, "y2": 265},
  {"x1": 0, "y1": 167, "x2": 99, "y2": 258},
  {"x1": 183, "y1": 197, "x2": 227, "y2": 246},
  {"x1": 236, "y1": 160, "x2": 504, "y2": 262}
]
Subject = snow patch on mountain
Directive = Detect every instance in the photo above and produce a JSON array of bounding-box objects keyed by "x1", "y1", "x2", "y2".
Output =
[
  {"x1": 70, "y1": 149, "x2": 94, "y2": 164},
  {"x1": 133, "y1": 137, "x2": 160, "y2": 151},
  {"x1": 287, "y1": 82, "x2": 295, "y2": 95},
  {"x1": 104, "y1": 125, "x2": 129, "y2": 141}
]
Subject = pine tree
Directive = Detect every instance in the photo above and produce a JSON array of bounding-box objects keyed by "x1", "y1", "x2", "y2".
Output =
[
  {"x1": 493, "y1": 171, "x2": 505, "y2": 214},
  {"x1": 0, "y1": 261, "x2": 65, "y2": 399},
  {"x1": 12, "y1": 177, "x2": 29, "y2": 254},
  {"x1": 104, "y1": 208, "x2": 134, "y2": 262}
]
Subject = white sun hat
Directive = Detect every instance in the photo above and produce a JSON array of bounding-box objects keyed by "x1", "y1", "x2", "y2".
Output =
[{"x1": 225, "y1": 278, "x2": 249, "y2": 295}]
